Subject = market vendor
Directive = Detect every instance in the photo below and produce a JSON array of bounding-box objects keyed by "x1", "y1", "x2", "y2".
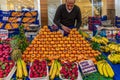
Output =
[{"x1": 53, "y1": 0, "x2": 82, "y2": 36}]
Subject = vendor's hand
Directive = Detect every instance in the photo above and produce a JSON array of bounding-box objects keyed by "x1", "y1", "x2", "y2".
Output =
[{"x1": 62, "y1": 25, "x2": 71, "y2": 33}]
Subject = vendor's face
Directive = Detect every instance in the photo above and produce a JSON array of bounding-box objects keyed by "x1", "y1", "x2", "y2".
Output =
[{"x1": 66, "y1": 0, "x2": 75, "y2": 11}]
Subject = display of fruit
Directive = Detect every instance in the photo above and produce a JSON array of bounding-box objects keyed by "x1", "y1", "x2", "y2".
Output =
[
  {"x1": 0, "y1": 60, "x2": 14, "y2": 78},
  {"x1": 107, "y1": 43, "x2": 120, "y2": 52},
  {"x1": 25, "y1": 11, "x2": 37, "y2": 17},
  {"x1": 0, "y1": 22, "x2": 3, "y2": 28},
  {"x1": 101, "y1": 43, "x2": 120, "y2": 53},
  {"x1": 108, "y1": 53, "x2": 120, "y2": 64},
  {"x1": 60, "y1": 62, "x2": 78, "y2": 80},
  {"x1": 12, "y1": 23, "x2": 19, "y2": 29},
  {"x1": 49, "y1": 60, "x2": 61, "y2": 80},
  {"x1": 97, "y1": 60, "x2": 114, "y2": 78},
  {"x1": 91, "y1": 36, "x2": 109, "y2": 45},
  {"x1": 0, "y1": 43, "x2": 12, "y2": 60},
  {"x1": 16, "y1": 58, "x2": 28, "y2": 79},
  {"x1": 5, "y1": 23, "x2": 12, "y2": 30},
  {"x1": 79, "y1": 30, "x2": 90, "y2": 38},
  {"x1": 8, "y1": 17, "x2": 18, "y2": 23},
  {"x1": 22, "y1": 26, "x2": 100, "y2": 64},
  {"x1": 11, "y1": 12, "x2": 23, "y2": 17},
  {"x1": 91, "y1": 42, "x2": 101, "y2": 50},
  {"x1": 5, "y1": 23, "x2": 19, "y2": 30},
  {"x1": 29, "y1": 60, "x2": 47, "y2": 78},
  {"x1": 22, "y1": 17, "x2": 36, "y2": 23}
]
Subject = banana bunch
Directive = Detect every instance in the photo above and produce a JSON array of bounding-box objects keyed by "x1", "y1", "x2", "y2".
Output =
[
  {"x1": 97, "y1": 60, "x2": 114, "y2": 78},
  {"x1": 108, "y1": 43, "x2": 120, "y2": 52},
  {"x1": 16, "y1": 58, "x2": 28, "y2": 79},
  {"x1": 100, "y1": 46, "x2": 110, "y2": 52},
  {"x1": 79, "y1": 30, "x2": 90, "y2": 38},
  {"x1": 49, "y1": 60, "x2": 61, "y2": 80},
  {"x1": 108, "y1": 53, "x2": 120, "y2": 64},
  {"x1": 91, "y1": 36, "x2": 109, "y2": 45}
]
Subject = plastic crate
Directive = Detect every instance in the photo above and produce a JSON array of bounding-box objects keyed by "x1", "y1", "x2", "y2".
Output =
[
  {"x1": 1, "y1": 64, "x2": 16, "y2": 80},
  {"x1": 10, "y1": 11, "x2": 24, "y2": 17},
  {"x1": 24, "y1": 11, "x2": 38, "y2": 17},
  {"x1": 59, "y1": 63, "x2": 83, "y2": 80},
  {"x1": 29, "y1": 63, "x2": 49, "y2": 80}
]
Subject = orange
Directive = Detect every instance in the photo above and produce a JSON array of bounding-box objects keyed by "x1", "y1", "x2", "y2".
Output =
[
  {"x1": 59, "y1": 34, "x2": 63, "y2": 37},
  {"x1": 39, "y1": 44, "x2": 43, "y2": 48},
  {"x1": 60, "y1": 41, "x2": 64, "y2": 44},
  {"x1": 24, "y1": 51, "x2": 28, "y2": 55},
  {"x1": 53, "y1": 38, "x2": 57, "y2": 41},
  {"x1": 41, "y1": 47, "x2": 45, "y2": 51},
  {"x1": 50, "y1": 35, "x2": 54, "y2": 38},
  {"x1": 29, "y1": 44, "x2": 33, "y2": 48},
  {"x1": 43, "y1": 32, "x2": 47, "y2": 35},
  {"x1": 34, "y1": 44, "x2": 38, "y2": 48},
  {"x1": 61, "y1": 54, "x2": 64, "y2": 57},
  {"x1": 36, "y1": 48, "x2": 40, "y2": 51},
  {"x1": 55, "y1": 35, "x2": 59, "y2": 38},
  {"x1": 57, "y1": 38, "x2": 62, "y2": 41},
  {"x1": 33, "y1": 51, "x2": 37, "y2": 54},
  {"x1": 71, "y1": 44, "x2": 75, "y2": 47},
  {"x1": 22, "y1": 55, "x2": 26, "y2": 59}
]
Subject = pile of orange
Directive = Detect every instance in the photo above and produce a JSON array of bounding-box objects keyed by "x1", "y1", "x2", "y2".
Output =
[
  {"x1": 8, "y1": 17, "x2": 18, "y2": 23},
  {"x1": 11, "y1": 12, "x2": 23, "y2": 17},
  {"x1": 22, "y1": 26, "x2": 100, "y2": 64},
  {"x1": 25, "y1": 11, "x2": 37, "y2": 17},
  {"x1": 22, "y1": 17, "x2": 36, "y2": 23},
  {"x1": 5, "y1": 23, "x2": 19, "y2": 30}
]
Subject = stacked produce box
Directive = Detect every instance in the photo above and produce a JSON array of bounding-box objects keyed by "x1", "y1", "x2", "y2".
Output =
[
  {"x1": 88, "y1": 16, "x2": 101, "y2": 31},
  {"x1": 0, "y1": 10, "x2": 39, "y2": 30}
]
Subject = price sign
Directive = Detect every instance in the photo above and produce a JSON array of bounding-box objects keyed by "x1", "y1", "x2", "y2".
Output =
[
  {"x1": 79, "y1": 60, "x2": 97, "y2": 75},
  {"x1": 0, "y1": 29, "x2": 8, "y2": 40},
  {"x1": 3, "y1": 17, "x2": 8, "y2": 21}
]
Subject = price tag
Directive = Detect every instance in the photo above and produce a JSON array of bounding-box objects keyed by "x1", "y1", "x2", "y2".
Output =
[
  {"x1": 0, "y1": 29, "x2": 8, "y2": 40},
  {"x1": 79, "y1": 60, "x2": 97, "y2": 75},
  {"x1": 18, "y1": 18, "x2": 21, "y2": 21},
  {"x1": 3, "y1": 17, "x2": 8, "y2": 21}
]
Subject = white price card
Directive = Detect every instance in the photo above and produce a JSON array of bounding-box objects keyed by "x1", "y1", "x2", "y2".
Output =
[
  {"x1": 0, "y1": 29, "x2": 8, "y2": 40},
  {"x1": 79, "y1": 60, "x2": 97, "y2": 75},
  {"x1": 3, "y1": 17, "x2": 8, "y2": 21}
]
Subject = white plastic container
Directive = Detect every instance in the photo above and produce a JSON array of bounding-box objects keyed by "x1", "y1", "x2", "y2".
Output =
[
  {"x1": 2, "y1": 64, "x2": 16, "y2": 80},
  {"x1": 59, "y1": 63, "x2": 83, "y2": 80},
  {"x1": 29, "y1": 63, "x2": 49, "y2": 80}
]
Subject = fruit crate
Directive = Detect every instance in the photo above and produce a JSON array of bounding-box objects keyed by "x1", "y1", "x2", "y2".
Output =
[
  {"x1": 59, "y1": 63, "x2": 83, "y2": 80},
  {"x1": 29, "y1": 62, "x2": 49, "y2": 80},
  {"x1": 2, "y1": 64, "x2": 16, "y2": 80}
]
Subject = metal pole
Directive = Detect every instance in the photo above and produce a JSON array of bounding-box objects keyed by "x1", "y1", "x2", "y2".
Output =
[
  {"x1": 92, "y1": 0, "x2": 94, "y2": 16},
  {"x1": 37, "y1": 0, "x2": 41, "y2": 26}
]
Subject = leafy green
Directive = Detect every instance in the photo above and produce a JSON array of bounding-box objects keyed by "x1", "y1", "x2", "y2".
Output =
[
  {"x1": 10, "y1": 25, "x2": 29, "y2": 52},
  {"x1": 91, "y1": 42, "x2": 100, "y2": 50},
  {"x1": 1, "y1": 64, "x2": 5, "y2": 70}
]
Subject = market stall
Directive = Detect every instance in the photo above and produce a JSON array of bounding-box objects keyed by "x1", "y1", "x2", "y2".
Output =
[{"x1": 0, "y1": 24, "x2": 120, "y2": 80}]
